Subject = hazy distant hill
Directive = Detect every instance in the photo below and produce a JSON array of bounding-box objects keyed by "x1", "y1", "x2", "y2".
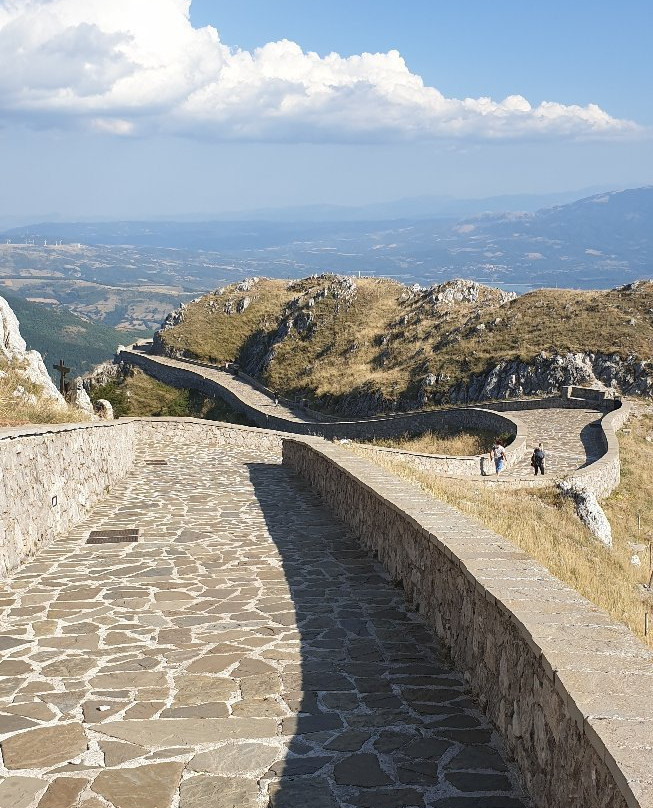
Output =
[
  {"x1": 453, "y1": 187, "x2": 653, "y2": 285},
  {"x1": 1, "y1": 292, "x2": 144, "y2": 379},
  {"x1": 1, "y1": 187, "x2": 651, "y2": 300}
]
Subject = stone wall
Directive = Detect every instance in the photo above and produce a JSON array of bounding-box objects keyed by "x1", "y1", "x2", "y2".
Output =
[
  {"x1": 0, "y1": 421, "x2": 137, "y2": 577},
  {"x1": 283, "y1": 438, "x2": 650, "y2": 808},
  {"x1": 0, "y1": 418, "x2": 287, "y2": 577},
  {"x1": 563, "y1": 401, "x2": 632, "y2": 499},
  {"x1": 136, "y1": 417, "x2": 285, "y2": 457},
  {"x1": 118, "y1": 348, "x2": 525, "y2": 448}
]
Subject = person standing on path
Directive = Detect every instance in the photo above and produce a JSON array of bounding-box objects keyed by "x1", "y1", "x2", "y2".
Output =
[
  {"x1": 490, "y1": 440, "x2": 507, "y2": 476},
  {"x1": 531, "y1": 442, "x2": 546, "y2": 475}
]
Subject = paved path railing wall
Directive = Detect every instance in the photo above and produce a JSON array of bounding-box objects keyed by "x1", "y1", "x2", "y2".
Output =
[
  {"x1": 559, "y1": 401, "x2": 632, "y2": 499},
  {"x1": 1, "y1": 418, "x2": 649, "y2": 806},
  {"x1": 0, "y1": 421, "x2": 137, "y2": 578},
  {"x1": 118, "y1": 349, "x2": 632, "y2": 497},
  {"x1": 283, "y1": 437, "x2": 651, "y2": 808}
]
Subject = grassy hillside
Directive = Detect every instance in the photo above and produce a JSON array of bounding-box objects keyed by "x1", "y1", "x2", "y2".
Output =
[
  {"x1": 155, "y1": 275, "x2": 653, "y2": 412},
  {"x1": 2, "y1": 292, "x2": 145, "y2": 378},
  {"x1": 354, "y1": 412, "x2": 653, "y2": 648},
  {"x1": 90, "y1": 368, "x2": 252, "y2": 424},
  {"x1": 0, "y1": 354, "x2": 90, "y2": 427}
]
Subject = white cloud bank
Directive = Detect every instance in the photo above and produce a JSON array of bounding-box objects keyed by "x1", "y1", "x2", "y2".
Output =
[{"x1": 0, "y1": 0, "x2": 640, "y2": 142}]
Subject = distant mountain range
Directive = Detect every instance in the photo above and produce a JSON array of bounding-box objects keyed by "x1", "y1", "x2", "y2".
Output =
[
  {"x1": 0, "y1": 186, "x2": 610, "y2": 229},
  {"x1": 0, "y1": 187, "x2": 651, "y2": 309}
]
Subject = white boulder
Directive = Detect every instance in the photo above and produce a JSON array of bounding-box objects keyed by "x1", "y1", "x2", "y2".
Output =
[{"x1": 557, "y1": 481, "x2": 612, "y2": 547}]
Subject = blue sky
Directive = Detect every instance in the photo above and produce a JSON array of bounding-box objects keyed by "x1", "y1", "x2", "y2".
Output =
[{"x1": 0, "y1": 0, "x2": 650, "y2": 220}]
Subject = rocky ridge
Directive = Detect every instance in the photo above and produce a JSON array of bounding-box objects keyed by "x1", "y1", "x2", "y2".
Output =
[
  {"x1": 447, "y1": 351, "x2": 653, "y2": 403},
  {"x1": 0, "y1": 295, "x2": 64, "y2": 406},
  {"x1": 146, "y1": 276, "x2": 653, "y2": 416}
]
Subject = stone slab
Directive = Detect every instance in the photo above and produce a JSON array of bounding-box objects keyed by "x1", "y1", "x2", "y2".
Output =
[
  {"x1": 94, "y1": 718, "x2": 278, "y2": 747},
  {"x1": 1, "y1": 723, "x2": 88, "y2": 769},
  {"x1": 91, "y1": 762, "x2": 184, "y2": 808}
]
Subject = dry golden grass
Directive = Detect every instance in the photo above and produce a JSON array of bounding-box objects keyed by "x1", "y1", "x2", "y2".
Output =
[
  {"x1": 603, "y1": 412, "x2": 653, "y2": 584},
  {"x1": 357, "y1": 428, "x2": 499, "y2": 457},
  {"x1": 353, "y1": 429, "x2": 653, "y2": 648},
  {"x1": 157, "y1": 276, "x2": 653, "y2": 412},
  {"x1": 158, "y1": 279, "x2": 293, "y2": 364}
]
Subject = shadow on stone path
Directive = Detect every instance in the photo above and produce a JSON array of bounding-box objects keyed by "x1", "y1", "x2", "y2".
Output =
[{"x1": 248, "y1": 462, "x2": 529, "y2": 808}]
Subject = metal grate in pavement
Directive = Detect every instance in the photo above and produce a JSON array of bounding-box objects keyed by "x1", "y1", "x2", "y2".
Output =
[
  {"x1": 144, "y1": 459, "x2": 168, "y2": 465},
  {"x1": 86, "y1": 529, "x2": 140, "y2": 545}
]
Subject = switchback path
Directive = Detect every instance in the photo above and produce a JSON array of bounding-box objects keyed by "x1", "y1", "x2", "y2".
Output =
[
  {"x1": 119, "y1": 345, "x2": 609, "y2": 484},
  {"x1": 0, "y1": 438, "x2": 530, "y2": 808}
]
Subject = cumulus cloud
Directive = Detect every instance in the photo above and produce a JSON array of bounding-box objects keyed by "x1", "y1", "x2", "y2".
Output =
[{"x1": 0, "y1": 0, "x2": 640, "y2": 142}]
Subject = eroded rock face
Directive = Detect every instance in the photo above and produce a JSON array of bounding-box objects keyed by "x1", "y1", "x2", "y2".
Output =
[
  {"x1": 428, "y1": 279, "x2": 516, "y2": 308},
  {"x1": 82, "y1": 360, "x2": 124, "y2": 390},
  {"x1": 558, "y1": 481, "x2": 613, "y2": 546},
  {"x1": 68, "y1": 378, "x2": 94, "y2": 414},
  {"x1": 95, "y1": 398, "x2": 114, "y2": 420},
  {"x1": 448, "y1": 351, "x2": 653, "y2": 403},
  {"x1": 0, "y1": 295, "x2": 64, "y2": 405}
]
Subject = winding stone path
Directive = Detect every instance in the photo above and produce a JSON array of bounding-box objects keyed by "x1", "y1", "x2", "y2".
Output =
[
  {"x1": 122, "y1": 344, "x2": 610, "y2": 485},
  {"x1": 0, "y1": 437, "x2": 530, "y2": 807}
]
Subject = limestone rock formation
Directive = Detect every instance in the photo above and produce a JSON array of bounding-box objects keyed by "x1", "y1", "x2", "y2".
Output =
[
  {"x1": 428, "y1": 278, "x2": 516, "y2": 308},
  {"x1": 94, "y1": 399, "x2": 114, "y2": 420},
  {"x1": 68, "y1": 377, "x2": 94, "y2": 415},
  {"x1": 82, "y1": 360, "x2": 124, "y2": 390},
  {"x1": 557, "y1": 481, "x2": 613, "y2": 547},
  {"x1": 448, "y1": 351, "x2": 653, "y2": 404},
  {"x1": 0, "y1": 295, "x2": 64, "y2": 405}
]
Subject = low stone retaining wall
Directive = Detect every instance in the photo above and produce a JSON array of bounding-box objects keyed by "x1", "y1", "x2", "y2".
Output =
[
  {"x1": 283, "y1": 438, "x2": 651, "y2": 808},
  {"x1": 0, "y1": 421, "x2": 137, "y2": 578},
  {"x1": 352, "y1": 443, "x2": 487, "y2": 476},
  {"x1": 563, "y1": 401, "x2": 632, "y2": 499},
  {"x1": 350, "y1": 410, "x2": 529, "y2": 477},
  {"x1": 0, "y1": 418, "x2": 288, "y2": 577},
  {"x1": 118, "y1": 348, "x2": 525, "y2": 449}
]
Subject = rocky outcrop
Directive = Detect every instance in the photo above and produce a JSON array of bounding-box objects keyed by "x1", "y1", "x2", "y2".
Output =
[
  {"x1": 427, "y1": 278, "x2": 516, "y2": 308},
  {"x1": 81, "y1": 360, "x2": 125, "y2": 391},
  {"x1": 447, "y1": 351, "x2": 653, "y2": 404},
  {"x1": 557, "y1": 481, "x2": 613, "y2": 546},
  {"x1": 0, "y1": 295, "x2": 64, "y2": 405},
  {"x1": 68, "y1": 377, "x2": 94, "y2": 415},
  {"x1": 95, "y1": 399, "x2": 114, "y2": 420}
]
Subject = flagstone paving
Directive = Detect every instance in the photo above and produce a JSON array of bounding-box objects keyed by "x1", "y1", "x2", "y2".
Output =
[
  {"x1": 0, "y1": 437, "x2": 530, "y2": 807},
  {"x1": 500, "y1": 407, "x2": 604, "y2": 479}
]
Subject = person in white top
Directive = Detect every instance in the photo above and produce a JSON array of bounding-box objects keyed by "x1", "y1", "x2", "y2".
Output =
[{"x1": 490, "y1": 440, "x2": 507, "y2": 475}]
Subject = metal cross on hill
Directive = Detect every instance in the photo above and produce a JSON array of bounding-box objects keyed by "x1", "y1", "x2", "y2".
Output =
[{"x1": 52, "y1": 358, "x2": 70, "y2": 395}]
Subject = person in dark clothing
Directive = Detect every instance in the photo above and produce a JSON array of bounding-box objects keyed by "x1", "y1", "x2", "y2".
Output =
[{"x1": 531, "y1": 443, "x2": 546, "y2": 475}]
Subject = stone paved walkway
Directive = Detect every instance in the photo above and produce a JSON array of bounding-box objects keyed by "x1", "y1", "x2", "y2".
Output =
[
  {"x1": 128, "y1": 344, "x2": 314, "y2": 424},
  {"x1": 501, "y1": 407, "x2": 604, "y2": 479},
  {"x1": 0, "y1": 439, "x2": 530, "y2": 808}
]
